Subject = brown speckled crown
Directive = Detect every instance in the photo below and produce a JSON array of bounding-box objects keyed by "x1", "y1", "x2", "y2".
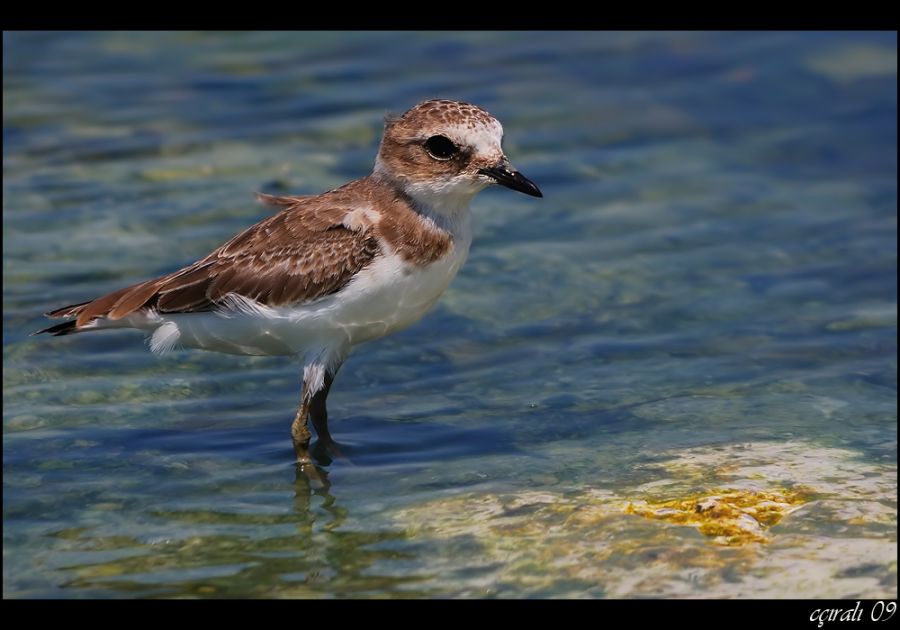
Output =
[{"x1": 386, "y1": 99, "x2": 495, "y2": 136}]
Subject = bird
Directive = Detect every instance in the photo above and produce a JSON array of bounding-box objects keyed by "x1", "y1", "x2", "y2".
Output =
[{"x1": 34, "y1": 99, "x2": 543, "y2": 466}]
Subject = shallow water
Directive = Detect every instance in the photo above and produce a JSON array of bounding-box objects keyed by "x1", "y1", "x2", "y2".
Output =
[{"x1": 3, "y1": 31, "x2": 897, "y2": 598}]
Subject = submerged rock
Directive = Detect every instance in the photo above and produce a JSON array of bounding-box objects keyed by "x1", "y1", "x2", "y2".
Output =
[{"x1": 393, "y1": 440, "x2": 896, "y2": 598}]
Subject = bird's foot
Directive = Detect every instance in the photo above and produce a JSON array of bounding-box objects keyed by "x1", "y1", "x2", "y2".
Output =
[
  {"x1": 308, "y1": 437, "x2": 351, "y2": 465},
  {"x1": 320, "y1": 437, "x2": 347, "y2": 460},
  {"x1": 295, "y1": 459, "x2": 329, "y2": 490}
]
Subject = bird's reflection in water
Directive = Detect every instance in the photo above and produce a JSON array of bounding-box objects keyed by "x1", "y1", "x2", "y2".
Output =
[
  {"x1": 291, "y1": 440, "x2": 342, "y2": 532},
  {"x1": 285, "y1": 449, "x2": 427, "y2": 596}
]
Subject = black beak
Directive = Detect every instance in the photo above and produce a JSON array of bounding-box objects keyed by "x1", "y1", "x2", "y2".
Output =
[{"x1": 478, "y1": 166, "x2": 543, "y2": 198}]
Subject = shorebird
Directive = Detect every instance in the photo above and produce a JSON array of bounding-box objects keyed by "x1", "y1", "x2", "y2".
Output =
[{"x1": 35, "y1": 99, "x2": 542, "y2": 465}]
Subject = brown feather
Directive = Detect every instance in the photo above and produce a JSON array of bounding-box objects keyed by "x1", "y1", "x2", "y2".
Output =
[
  {"x1": 75, "y1": 286, "x2": 133, "y2": 327},
  {"x1": 256, "y1": 192, "x2": 310, "y2": 208},
  {"x1": 156, "y1": 281, "x2": 210, "y2": 313},
  {"x1": 45, "y1": 301, "x2": 90, "y2": 319},
  {"x1": 107, "y1": 281, "x2": 160, "y2": 320}
]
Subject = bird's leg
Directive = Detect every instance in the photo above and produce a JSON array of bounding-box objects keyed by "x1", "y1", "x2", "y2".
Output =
[
  {"x1": 291, "y1": 381, "x2": 314, "y2": 465},
  {"x1": 308, "y1": 370, "x2": 336, "y2": 447},
  {"x1": 292, "y1": 363, "x2": 342, "y2": 463}
]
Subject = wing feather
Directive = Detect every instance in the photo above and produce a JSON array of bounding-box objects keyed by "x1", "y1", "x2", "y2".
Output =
[{"x1": 48, "y1": 187, "x2": 382, "y2": 327}]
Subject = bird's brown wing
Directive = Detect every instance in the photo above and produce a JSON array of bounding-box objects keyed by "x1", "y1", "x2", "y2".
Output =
[{"x1": 46, "y1": 192, "x2": 381, "y2": 329}]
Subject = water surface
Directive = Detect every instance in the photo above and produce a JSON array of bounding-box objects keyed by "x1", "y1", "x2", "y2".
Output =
[{"x1": 3, "y1": 31, "x2": 897, "y2": 598}]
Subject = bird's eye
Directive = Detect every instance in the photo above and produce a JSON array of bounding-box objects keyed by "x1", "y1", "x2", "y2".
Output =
[{"x1": 424, "y1": 135, "x2": 458, "y2": 161}]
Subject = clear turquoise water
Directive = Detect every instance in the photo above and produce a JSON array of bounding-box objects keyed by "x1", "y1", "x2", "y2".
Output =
[{"x1": 3, "y1": 31, "x2": 897, "y2": 598}]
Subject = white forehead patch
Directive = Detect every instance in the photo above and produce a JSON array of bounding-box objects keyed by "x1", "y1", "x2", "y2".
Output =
[{"x1": 442, "y1": 117, "x2": 504, "y2": 158}]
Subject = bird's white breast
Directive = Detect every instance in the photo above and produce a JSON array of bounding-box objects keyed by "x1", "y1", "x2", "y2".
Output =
[{"x1": 309, "y1": 207, "x2": 473, "y2": 344}]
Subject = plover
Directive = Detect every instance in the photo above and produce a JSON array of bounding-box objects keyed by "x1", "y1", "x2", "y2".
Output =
[{"x1": 35, "y1": 99, "x2": 542, "y2": 465}]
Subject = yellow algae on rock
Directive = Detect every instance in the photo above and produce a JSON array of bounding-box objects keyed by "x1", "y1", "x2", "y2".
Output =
[{"x1": 624, "y1": 488, "x2": 811, "y2": 545}]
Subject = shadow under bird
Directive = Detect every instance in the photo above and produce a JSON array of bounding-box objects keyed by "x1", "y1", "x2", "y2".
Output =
[{"x1": 35, "y1": 99, "x2": 542, "y2": 467}]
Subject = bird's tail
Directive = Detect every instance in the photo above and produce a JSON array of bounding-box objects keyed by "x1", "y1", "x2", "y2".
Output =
[
  {"x1": 31, "y1": 320, "x2": 80, "y2": 336},
  {"x1": 31, "y1": 301, "x2": 90, "y2": 336}
]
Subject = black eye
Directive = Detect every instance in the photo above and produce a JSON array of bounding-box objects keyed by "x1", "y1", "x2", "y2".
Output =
[{"x1": 424, "y1": 135, "x2": 458, "y2": 160}]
